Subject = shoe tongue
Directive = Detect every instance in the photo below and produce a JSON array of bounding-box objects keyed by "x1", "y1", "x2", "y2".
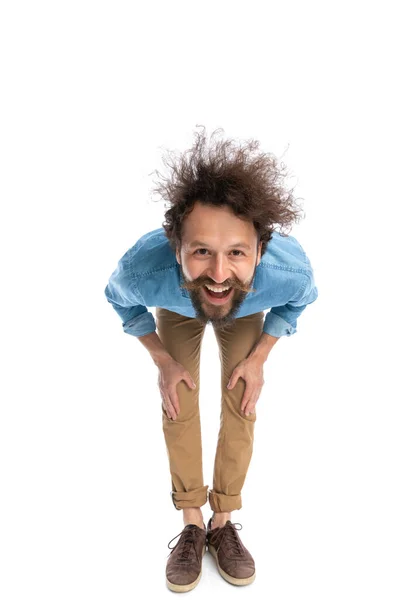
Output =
[{"x1": 185, "y1": 524, "x2": 199, "y2": 529}]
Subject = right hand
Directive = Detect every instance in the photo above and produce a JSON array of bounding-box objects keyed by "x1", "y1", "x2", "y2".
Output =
[{"x1": 157, "y1": 358, "x2": 196, "y2": 420}]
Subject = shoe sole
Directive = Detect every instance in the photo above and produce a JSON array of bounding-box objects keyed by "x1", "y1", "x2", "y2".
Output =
[
  {"x1": 207, "y1": 543, "x2": 256, "y2": 586},
  {"x1": 166, "y1": 544, "x2": 207, "y2": 592}
]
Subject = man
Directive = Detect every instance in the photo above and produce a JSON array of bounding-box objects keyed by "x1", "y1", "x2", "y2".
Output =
[{"x1": 104, "y1": 128, "x2": 318, "y2": 592}]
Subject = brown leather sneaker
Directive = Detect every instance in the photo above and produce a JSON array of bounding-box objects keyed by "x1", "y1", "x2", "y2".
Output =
[
  {"x1": 165, "y1": 523, "x2": 207, "y2": 592},
  {"x1": 206, "y1": 518, "x2": 256, "y2": 586}
]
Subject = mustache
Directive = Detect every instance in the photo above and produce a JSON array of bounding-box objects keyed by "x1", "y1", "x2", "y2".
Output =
[{"x1": 181, "y1": 278, "x2": 256, "y2": 294}]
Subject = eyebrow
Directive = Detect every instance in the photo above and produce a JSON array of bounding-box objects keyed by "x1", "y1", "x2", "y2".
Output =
[{"x1": 188, "y1": 240, "x2": 252, "y2": 250}]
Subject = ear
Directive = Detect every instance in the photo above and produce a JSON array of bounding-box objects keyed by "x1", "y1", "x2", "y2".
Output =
[
  {"x1": 256, "y1": 241, "x2": 262, "y2": 266},
  {"x1": 176, "y1": 246, "x2": 181, "y2": 265}
]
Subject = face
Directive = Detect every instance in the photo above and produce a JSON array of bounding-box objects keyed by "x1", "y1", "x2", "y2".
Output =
[{"x1": 176, "y1": 201, "x2": 262, "y2": 330}]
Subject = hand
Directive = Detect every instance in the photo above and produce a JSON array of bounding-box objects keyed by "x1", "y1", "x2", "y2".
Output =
[
  {"x1": 157, "y1": 358, "x2": 196, "y2": 421},
  {"x1": 226, "y1": 357, "x2": 265, "y2": 416}
]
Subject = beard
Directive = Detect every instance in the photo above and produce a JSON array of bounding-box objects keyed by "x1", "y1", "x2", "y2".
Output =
[{"x1": 179, "y1": 265, "x2": 257, "y2": 331}]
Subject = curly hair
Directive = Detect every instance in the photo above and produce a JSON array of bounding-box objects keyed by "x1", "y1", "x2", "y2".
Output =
[{"x1": 150, "y1": 126, "x2": 305, "y2": 257}]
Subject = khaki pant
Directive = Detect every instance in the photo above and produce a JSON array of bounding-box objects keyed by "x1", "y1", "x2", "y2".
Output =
[{"x1": 155, "y1": 307, "x2": 264, "y2": 513}]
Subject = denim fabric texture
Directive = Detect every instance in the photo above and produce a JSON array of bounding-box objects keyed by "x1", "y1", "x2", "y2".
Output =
[{"x1": 104, "y1": 227, "x2": 318, "y2": 338}]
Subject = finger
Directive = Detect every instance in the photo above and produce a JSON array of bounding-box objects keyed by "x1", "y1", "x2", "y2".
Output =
[
  {"x1": 160, "y1": 392, "x2": 172, "y2": 419},
  {"x1": 241, "y1": 393, "x2": 251, "y2": 413},
  {"x1": 240, "y1": 382, "x2": 252, "y2": 410},
  {"x1": 245, "y1": 392, "x2": 260, "y2": 415},
  {"x1": 162, "y1": 390, "x2": 177, "y2": 420},
  {"x1": 166, "y1": 396, "x2": 177, "y2": 420},
  {"x1": 245, "y1": 402, "x2": 256, "y2": 416},
  {"x1": 241, "y1": 385, "x2": 262, "y2": 411},
  {"x1": 162, "y1": 400, "x2": 171, "y2": 420},
  {"x1": 169, "y1": 389, "x2": 180, "y2": 417}
]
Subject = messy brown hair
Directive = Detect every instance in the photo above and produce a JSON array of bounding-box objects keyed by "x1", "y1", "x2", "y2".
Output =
[{"x1": 150, "y1": 126, "x2": 305, "y2": 257}]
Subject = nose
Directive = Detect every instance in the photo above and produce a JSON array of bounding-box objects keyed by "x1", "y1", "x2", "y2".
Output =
[{"x1": 207, "y1": 254, "x2": 232, "y2": 284}]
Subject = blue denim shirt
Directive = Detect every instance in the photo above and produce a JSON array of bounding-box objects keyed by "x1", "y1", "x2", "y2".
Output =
[{"x1": 104, "y1": 227, "x2": 318, "y2": 338}]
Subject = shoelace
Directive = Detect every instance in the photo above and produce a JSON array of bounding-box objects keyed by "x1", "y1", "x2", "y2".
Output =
[
  {"x1": 167, "y1": 525, "x2": 202, "y2": 561},
  {"x1": 209, "y1": 521, "x2": 244, "y2": 556}
]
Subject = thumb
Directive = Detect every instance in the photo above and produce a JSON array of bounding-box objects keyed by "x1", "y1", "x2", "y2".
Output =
[
  {"x1": 227, "y1": 371, "x2": 237, "y2": 388},
  {"x1": 186, "y1": 376, "x2": 196, "y2": 389}
]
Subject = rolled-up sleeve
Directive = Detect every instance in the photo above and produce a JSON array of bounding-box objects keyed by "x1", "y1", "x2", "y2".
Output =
[
  {"x1": 104, "y1": 255, "x2": 156, "y2": 338},
  {"x1": 263, "y1": 271, "x2": 318, "y2": 337}
]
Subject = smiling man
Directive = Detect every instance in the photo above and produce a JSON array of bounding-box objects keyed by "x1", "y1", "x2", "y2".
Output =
[
  {"x1": 177, "y1": 201, "x2": 261, "y2": 330},
  {"x1": 104, "y1": 127, "x2": 318, "y2": 592}
]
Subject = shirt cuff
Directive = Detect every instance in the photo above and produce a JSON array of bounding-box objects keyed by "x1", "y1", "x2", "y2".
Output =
[
  {"x1": 123, "y1": 312, "x2": 156, "y2": 337},
  {"x1": 263, "y1": 311, "x2": 297, "y2": 337}
]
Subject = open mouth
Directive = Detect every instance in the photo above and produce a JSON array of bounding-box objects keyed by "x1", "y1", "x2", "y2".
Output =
[{"x1": 202, "y1": 286, "x2": 234, "y2": 304}]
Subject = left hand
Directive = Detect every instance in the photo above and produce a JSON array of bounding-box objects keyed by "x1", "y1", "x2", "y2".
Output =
[{"x1": 226, "y1": 356, "x2": 265, "y2": 416}]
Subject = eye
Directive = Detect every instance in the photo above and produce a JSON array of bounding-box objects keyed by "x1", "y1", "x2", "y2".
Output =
[{"x1": 194, "y1": 248, "x2": 245, "y2": 256}]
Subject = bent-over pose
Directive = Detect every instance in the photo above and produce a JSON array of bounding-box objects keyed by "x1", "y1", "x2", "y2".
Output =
[{"x1": 104, "y1": 127, "x2": 318, "y2": 592}]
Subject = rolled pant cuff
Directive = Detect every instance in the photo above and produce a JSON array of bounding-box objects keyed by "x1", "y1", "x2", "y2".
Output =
[
  {"x1": 170, "y1": 485, "x2": 209, "y2": 510},
  {"x1": 208, "y1": 489, "x2": 242, "y2": 512}
]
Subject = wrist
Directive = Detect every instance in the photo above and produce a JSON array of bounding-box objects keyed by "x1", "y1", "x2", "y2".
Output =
[
  {"x1": 248, "y1": 332, "x2": 279, "y2": 364},
  {"x1": 248, "y1": 349, "x2": 269, "y2": 365},
  {"x1": 153, "y1": 352, "x2": 174, "y2": 368}
]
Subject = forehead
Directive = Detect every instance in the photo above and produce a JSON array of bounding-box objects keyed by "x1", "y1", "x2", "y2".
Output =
[{"x1": 181, "y1": 202, "x2": 257, "y2": 242}]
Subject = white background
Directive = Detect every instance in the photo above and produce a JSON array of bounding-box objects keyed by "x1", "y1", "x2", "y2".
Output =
[{"x1": 1, "y1": 1, "x2": 399, "y2": 598}]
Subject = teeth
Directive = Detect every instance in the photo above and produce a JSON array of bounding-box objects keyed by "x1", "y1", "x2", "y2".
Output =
[{"x1": 205, "y1": 285, "x2": 231, "y2": 292}]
